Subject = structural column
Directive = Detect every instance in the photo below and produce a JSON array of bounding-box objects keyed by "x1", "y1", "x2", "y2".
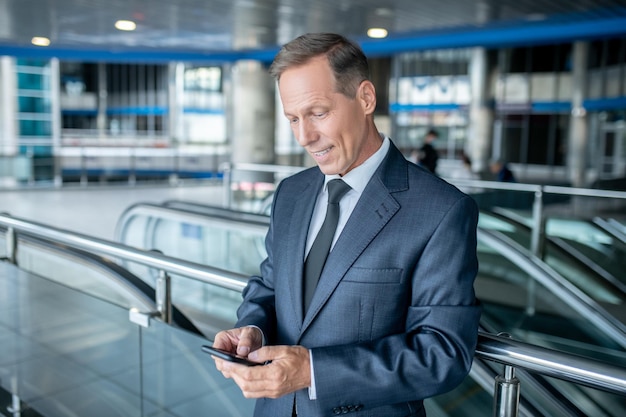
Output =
[
  {"x1": 567, "y1": 41, "x2": 589, "y2": 188},
  {"x1": 97, "y1": 63, "x2": 108, "y2": 138},
  {"x1": 0, "y1": 56, "x2": 17, "y2": 157},
  {"x1": 467, "y1": 0, "x2": 496, "y2": 174},
  {"x1": 167, "y1": 62, "x2": 184, "y2": 143},
  {"x1": 468, "y1": 46, "x2": 493, "y2": 173},
  {"x1": 229, "y1": 61, "x2": 275, "y2": 166},
  {"x1": 50, "y1": 58, "x2": 63, "y2": 185}
]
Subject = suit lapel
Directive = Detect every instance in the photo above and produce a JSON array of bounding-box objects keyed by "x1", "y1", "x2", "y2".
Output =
[
  {"x1": 284, "y1": 174, "x2": 324, "y2": 327},
  {"x1": 301, "y1": 145, "x2": 408, "y2": 333}
]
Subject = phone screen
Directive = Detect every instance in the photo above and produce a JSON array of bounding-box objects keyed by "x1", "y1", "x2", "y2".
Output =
[{"x1": 201, "y1": 345, "x2": 265, "y2": 366}]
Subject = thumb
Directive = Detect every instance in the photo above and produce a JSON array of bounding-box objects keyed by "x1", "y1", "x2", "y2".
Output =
[
  {"x1": 236, "y1": 326, "x2": 263, "y2": 356},
  {"x1": 248, "y1": 345, "x2": 276, "y2": 362}
]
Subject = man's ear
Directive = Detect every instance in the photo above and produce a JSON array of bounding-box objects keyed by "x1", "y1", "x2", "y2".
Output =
[{"x1": 358, "y1": 80, "x2": 377, "y2": 115}]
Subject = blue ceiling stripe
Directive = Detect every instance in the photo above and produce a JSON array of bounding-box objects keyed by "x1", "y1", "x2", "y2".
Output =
[
  {"x1": 361, "y1": 16, "x2": 626, "y2": 56},
  {"x1": 2, "y1": 15, "x2": 626, "y2": 63}
]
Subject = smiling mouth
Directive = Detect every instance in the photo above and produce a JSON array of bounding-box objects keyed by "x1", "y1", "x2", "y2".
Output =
[{"x1": 312, "y1": 147, "x2": 332, "y2": 157}]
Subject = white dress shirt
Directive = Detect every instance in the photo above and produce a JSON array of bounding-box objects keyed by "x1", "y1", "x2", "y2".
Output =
[{"x1": 306, "y1": 135, "x2": 390, "y2": 399}]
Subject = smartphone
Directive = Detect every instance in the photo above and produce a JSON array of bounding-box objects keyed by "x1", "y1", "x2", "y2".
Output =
[{"x1": 202, "y1": 345, "x2": 266, "y2": 366}]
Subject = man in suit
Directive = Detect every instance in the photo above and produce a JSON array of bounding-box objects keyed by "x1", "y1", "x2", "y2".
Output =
[{"x1": 212, "y1": 33, "x2": 481, "y2": 417}]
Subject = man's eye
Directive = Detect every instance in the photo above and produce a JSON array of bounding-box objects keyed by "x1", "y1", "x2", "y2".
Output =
[{"x1": 314, "y1": 112, "x2": 327, "y2": 118}]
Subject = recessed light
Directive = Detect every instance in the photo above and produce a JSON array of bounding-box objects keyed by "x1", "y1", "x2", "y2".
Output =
[
  {"x1": 367, "y1": 28, "x2": 388, "y2": 39},
  {"x1": 31, "y1": 37, "x2": 51, "y2": 47},
  {"x1": 115, "y1": 20, "x2": 137, "y2": 31},
  {"x1": 375, "y1": 8, "x2": 393, "y2": 17}
]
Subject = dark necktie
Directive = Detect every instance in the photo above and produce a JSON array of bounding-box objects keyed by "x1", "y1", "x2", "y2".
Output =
[{"x1": 303, "y1": 179, "x2": 351, "y2": 312}]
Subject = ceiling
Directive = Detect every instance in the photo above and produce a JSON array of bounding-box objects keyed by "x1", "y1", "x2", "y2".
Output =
[{"x1": 1, "y1": 0, "x2": 626, "y2": 62}]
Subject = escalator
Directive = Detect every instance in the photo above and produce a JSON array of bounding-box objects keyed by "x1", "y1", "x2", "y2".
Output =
[
  {"x1": 491, "y1": 207, "x2": 626, "y2": 290},
  {"x1": 485, "y1": 208, "x2": 626, "y2": 325},
  {"x1": 115, "y1": 201, "x2": 626, "y2": 416},
  {"x1": 593, "y1": 217, "x2": 626, "y2": 247}
]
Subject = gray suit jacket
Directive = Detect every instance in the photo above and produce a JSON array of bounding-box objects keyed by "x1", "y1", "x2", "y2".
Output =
[{"x1": 236, "y1": 141, "x2": 481, "y2": 417}]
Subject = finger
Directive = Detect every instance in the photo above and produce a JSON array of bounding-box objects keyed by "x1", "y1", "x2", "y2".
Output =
[
  {"x1": 247, "y1": 344, "x2": 289, "y2": 363},
  {"x1": 213, "y1": 329, "x2": 242, "y2": 351},
  {"x1": 236, "y1": 327, "x2": 263, "y2": 356}
]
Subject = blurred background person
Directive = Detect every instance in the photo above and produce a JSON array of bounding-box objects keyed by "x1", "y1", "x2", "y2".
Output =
[
  {"x1": 417, "y1": 129, "x2": 440, "y2": 174},
  {"x1": 489, "y1": 159, "x2": 516, "y2": 182}
]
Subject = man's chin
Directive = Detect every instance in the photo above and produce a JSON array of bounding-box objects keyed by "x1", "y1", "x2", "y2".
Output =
[{"x1": 317, "y1": 163, "x2": 342, "y2": 176}]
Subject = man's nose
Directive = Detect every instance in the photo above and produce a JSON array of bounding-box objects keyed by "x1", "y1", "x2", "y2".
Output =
[{"x1": 296, "y1": 119, "x2": 316, "y2": 146}]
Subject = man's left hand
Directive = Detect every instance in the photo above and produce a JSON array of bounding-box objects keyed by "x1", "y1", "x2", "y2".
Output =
[{"x1": 214, "y1": 345, "x2": 311, "y2": 399}]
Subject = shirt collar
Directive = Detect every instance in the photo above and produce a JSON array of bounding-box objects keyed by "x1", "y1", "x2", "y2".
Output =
[{"x1": 324, "y1": 134, "x2": 390, "y2": 194}]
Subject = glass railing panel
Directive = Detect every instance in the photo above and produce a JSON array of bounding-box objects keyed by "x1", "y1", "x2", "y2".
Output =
[
  {"x1": 151, "y1": 219, "x2": 266, "y2": 275},
  {"x1": 0, "y1": 230, "x2": 6, "y2": 257},
  {"x1": 113, "y1": 256, "x2": 242, "y2": 339},
  {"x1": 141, "y1": 319, "x2": 255, "y2": 417},
  {"x1": 14, "y1": 239, "x2": 153, "y2": 310},
  {"x1": 425, "y1": 372, "x2": 493, "y2": 417},
  {"x1": 0, "y1": 263, "x2": 144, "y2": 417},
  {"x1": 118, "y1": 211, "x2": 267, "y2": 277},
  {"x1": 117, "y1": 212, "x2": 152, "y2": 249},
  {"x1": 167, "y1": 272, "x2": 242, "y2": 338}
]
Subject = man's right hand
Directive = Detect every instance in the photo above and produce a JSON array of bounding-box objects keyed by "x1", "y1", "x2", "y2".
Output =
[{"x1": 213, "y1": 326, "x2": 263, "y2": 357}]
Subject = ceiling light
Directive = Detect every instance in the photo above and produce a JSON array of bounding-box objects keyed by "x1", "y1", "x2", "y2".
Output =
[
  {"x1": 375, "y1": 8, "x2": 393, "y2": 17},
  {"x1": 367, "y1": 28, "x2": 388, "y2": 39},
  {"x1": 115, "y1": 20, "x2": 137, "y2": 31},
  {"x1": 31, "y1": 37, "x2": 51, "y2": 47}
]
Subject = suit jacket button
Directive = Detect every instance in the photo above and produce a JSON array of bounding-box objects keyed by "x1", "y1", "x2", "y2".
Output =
[{"x1": 332, "y1": 408, "x2": 341, "y2": 415}]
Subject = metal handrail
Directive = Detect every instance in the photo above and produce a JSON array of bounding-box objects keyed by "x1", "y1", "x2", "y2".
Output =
[
  {"x1": 220, "y1": 163, "x2": 626, "y2": 265},
  {"x1": 0, "y1": 213, "x2": 248, "y2": 293},
  {"x1": 2, "y1": 212, "x2": 626, "y2": 416},
  {"x1": 222, "y1": 163, "x2": 626, "y2": 199},
  {"x1": 476, "y1": 332, "x2": 626, "y2": 395},
  {"x1": 114, "y1": 202, "x2": 269, "y2": 244},
  {"x1": 113, "y1": 200, "x2": 626, "y2": 351}
]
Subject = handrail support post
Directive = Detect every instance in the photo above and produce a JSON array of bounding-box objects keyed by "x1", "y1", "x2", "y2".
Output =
[
  {"x1": 221, "y1": 162, "x2": 232, "y2": 209},
  {"x1": 527, "y1": 187, "x2": 546, "y2": 316},
  {"x1": 493, "y1": 332, "x2": 521, "y2": 417},
  {"x1": 156, "y1": 269, "x2": 172, "y2": 324},
  {"x1": 530, "y1": 187, "x2": 545, "y2": 259},
  {"x1": 493, "y1": 364, "x2": 521, "y2": 417},
  {"x1": 6, "y1": 226, "x2": 17, "y2": 265}
]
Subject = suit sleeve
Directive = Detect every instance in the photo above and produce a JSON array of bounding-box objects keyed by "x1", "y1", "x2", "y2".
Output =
[
  {"x1": 311, "y1": 194, "x2": 481, "y2": 411},
  {"x1": 234, "y1": 183, "x2": 280, "y2": 343}
]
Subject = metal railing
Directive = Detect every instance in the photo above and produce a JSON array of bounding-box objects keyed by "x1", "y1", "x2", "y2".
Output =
[
  {"x1": 221, "y1": 163, "x2": 626, "y2": 260},
  {"x1": 113, "y1": 199, "x2": 626, "y2": 350},
  {"x1": 2, "y1": 212, "x2": 625, "y2": 416}
]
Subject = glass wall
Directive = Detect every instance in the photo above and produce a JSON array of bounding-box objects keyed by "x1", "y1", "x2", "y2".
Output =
[
  {"x1": 56, "y1": 62, "x2": 228, "y2": 183},
  {"x1": 391, "y1": 48, "x2": 471, "y2": 161},
  {"x1": 16, "y1": 58, "x2": 55, "y2": 181}
]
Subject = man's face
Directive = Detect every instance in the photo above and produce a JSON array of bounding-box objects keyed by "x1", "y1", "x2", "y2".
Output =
[{"x1": 278, "y1": 56, "x2": 376, "y2": 176}]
